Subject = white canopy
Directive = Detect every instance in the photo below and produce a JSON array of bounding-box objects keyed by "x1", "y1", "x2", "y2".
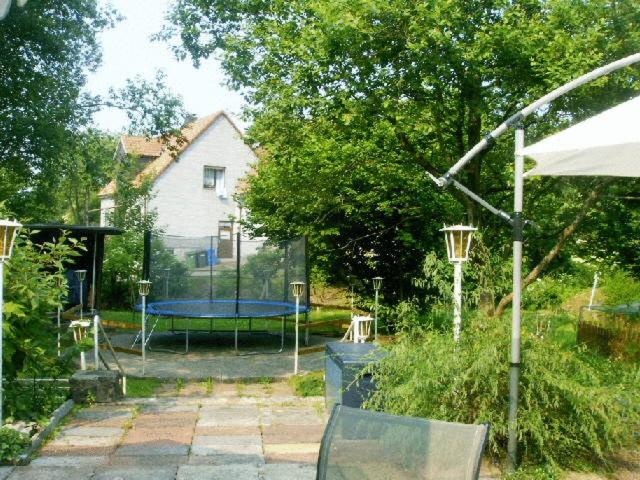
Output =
[{"x1": 520, "y1": 95, "x2": 640, "y2": 177}]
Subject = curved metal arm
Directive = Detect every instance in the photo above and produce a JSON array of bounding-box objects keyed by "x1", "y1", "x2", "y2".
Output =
[{"x1": 437, "y1": 52, "x2": 640, "y2": 187}]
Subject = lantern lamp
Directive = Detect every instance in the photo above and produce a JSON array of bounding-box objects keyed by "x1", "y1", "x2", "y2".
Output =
[{"x1": 441, "y1": 225, "x2": 477, "y2": 263}]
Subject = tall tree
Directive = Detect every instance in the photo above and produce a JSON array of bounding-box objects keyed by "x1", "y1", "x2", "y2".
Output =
[{"x1": 161, "y1": 0, "x2": 640, "y2": 298}]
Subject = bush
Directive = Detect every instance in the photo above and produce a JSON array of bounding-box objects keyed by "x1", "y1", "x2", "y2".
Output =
[
  {"x1": 289, "y1": 371, "x2": 324, "y2": 397},
  {"x1": 365, "y1": 314, "x2": 639, "y2": 470},
  {"x1": 600, "y1": 269, "x2": 640, "y2": 306},
  {"x1": 0, "y1": 428, "x2": 31, "y2": 464}
]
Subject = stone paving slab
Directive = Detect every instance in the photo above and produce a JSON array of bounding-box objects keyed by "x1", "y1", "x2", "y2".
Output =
[
  {"x1": 124, "y1": 427, "x2": 194, "y2": 445},
  {"x1": 177, "y1": 464, "x2": 261, "y2": 479},
  {"x1": 107, "y1": 455, "x2": 187, "y2": 467},
  {"x1": 190, "y1": 443, "x2": 263, "y2": 457},
  {"x1": 194, "y1": 425, "x2": 261, "y2": 436},
  {"x1": 46, "y1": 436, "x2": 121, "y2": 448},
  {"x1": 60, "y1": 427, "x2": 124, "y2": 437},
  {"x1": 114, "y1": 443, "x2": 190, "y2": 456},
  {"x1": 262, "y1": 424, "x2": 325, "y2": 444},
  {"x1": 192, "y1": 435, "x2": 262, "y2": 446},
  {"x1": 38, "y1": 444, "x2": 117, "y2": 457},
  {"x1": 261, "y1": 463, "x2": 316, "y2": 480},
  {"x1": 0, "y1": 468, "x2": 12, "y2": 480},
  {"x1": 260, "y1": 407, "x2": 325, "y2": 426},
  {"x1": 29, "y1": 456, "x2": 108, "y2": 468},
  {"x1": 7, "y1": 467, "x2": 96, "y2": 480},
  {"x1": 92, "y1": 466, "x2": 178, "y2": 480},
  {"x1": 187, "y1": 453, "x2": 265, "y2": 466}
]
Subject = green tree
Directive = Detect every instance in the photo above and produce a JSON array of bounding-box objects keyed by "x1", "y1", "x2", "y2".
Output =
[
  {"x1": 1, "y1": 2, "x2": 192, "y2": 221},
  {"x1": 161, "y1": 0, "x2": 640, "y2": 300}
]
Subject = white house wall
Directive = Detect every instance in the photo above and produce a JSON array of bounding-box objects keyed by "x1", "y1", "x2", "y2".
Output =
[{"x1": 150, "y1": 115, "x2": 257, "y2": 237}]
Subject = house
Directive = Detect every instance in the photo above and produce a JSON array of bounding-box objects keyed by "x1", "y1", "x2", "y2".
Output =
[{"x1": 99, "y1": 111, "x2": 257, "y2": 239}]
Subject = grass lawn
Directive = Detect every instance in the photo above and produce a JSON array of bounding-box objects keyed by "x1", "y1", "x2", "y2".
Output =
[
  {"x1": 101, "y1": 305, "x2": 351, "y2": 337},
  {"x1": 125, "y1": 377, "x2": 162, "y2": 397}
]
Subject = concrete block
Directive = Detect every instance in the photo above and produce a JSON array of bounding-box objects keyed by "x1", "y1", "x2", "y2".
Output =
[{"x1": 69, "y1": 370, "x2": 123, "y2": 404}]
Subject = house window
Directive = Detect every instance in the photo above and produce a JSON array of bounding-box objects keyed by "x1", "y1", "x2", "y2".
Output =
[{"x1": 204, "y1": 166, "x2": 225, "y2": 190}]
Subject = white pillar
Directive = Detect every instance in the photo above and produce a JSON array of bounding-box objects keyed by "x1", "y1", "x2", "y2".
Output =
[
  {"x1": 453, "y1": 262, "x2": 463, "y2": 342},
  {"x1": 141, "y1": 295, "x2": 146, "y2": 376},
  {"x1": 0, "y1": 261, "x2": 4, "y2": 425},
  {"x1": 294, "y1": 296, "x2": 299, "y2": 375},
  {"x1": 93, "y1": 314, "x2": 99, "y2": 369},
  {"x1": 374, "y1": 289, "x2": 379, "y2": 342}
]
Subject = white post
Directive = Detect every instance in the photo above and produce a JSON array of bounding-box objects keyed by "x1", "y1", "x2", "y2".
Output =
[
  {"x1": 0, "y1": 261, "x2": 4, "y2": 425},
  {"x1": 93, "y1": 314, "x2": 99, "y2": 369},
  {"x1": 589, "y1": 272, "x2": 600, "y2": 309},
  {"x1": 508, "y1": 126, "x2": 525, "y2": 471},
  {"x1": 80, "y1": 348, "x2": 86, "y2": 371},
  {"x1": 57, "y1": 301, "x2": 61, "y2": 358},
  {"x1": 374, "y1": 289, "x2": 379, "y2": 342},
  {"x1": 141, "y1": 294, "x2": 146, "y2": 376},
  {"x1": 453, "y1": 261, "x2": 463, "y2": 342},
  {"x1": 294, "y1": 295, "x2": 299, "y2": 375}
]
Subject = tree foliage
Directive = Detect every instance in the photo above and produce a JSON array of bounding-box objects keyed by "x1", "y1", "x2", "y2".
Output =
[{"x1": 161, "y1": 0, "x2": 640, "y2": 299}]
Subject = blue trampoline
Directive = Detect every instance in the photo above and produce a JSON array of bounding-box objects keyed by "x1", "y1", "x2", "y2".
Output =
[{"x1": 138, "y1": 234, "x2": 310, "y2": 354}]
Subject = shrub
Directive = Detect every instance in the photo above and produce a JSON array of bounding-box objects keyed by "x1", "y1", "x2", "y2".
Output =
[
  {"x1": 289, "y1": 371, "x2": 324, "y2": 397},
  {"x1": 365, "y1": 314, "x2": 639, "y2": 470},
  {"x1": 0, "y1": 428, "x2": 31, "y2": 464},
  {"x1": 600, "y1": 269, "x2": 640, "y2": 306}
]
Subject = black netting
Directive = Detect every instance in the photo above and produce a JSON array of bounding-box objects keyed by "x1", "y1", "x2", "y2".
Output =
[
  {"x1": 145, "y1": 234, "x2": 309, "y2": 318},
  {"x1": 317, "y1": 405, "x2": 489, "y2": 480}
]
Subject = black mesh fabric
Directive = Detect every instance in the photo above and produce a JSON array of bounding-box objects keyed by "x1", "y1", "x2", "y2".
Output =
[
  {"x1": 145, "y1": 234, "x2": 309, "y2": 317},
  {"x1": 317, "y1": 405, "x2": 489, "y2": 480}
]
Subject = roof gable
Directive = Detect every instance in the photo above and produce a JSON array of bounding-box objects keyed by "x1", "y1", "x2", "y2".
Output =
[{"x1": 99, "y1": 111, "x2": 247, "y2": 197}]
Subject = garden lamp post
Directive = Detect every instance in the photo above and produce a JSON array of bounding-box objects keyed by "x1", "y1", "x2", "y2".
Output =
[
  {"x1": 138, "y1": 280, "x2": 151, "y2": 375},
  {"x1": 372, "y1": 277, "x2": 383, "y2": 342},
  {"x1": 70, "y1": 320, "x2": 90, "y2": 370},
  {"x1": 441, "y1": 225, "x2": 477, "y2": 342},
  {"x1": 290, "y1": 281, "x2": 305, "y2": 375},
  {"x1": 0, "y1": 219, "x2": 21, "y2": 425},
  {"x1": 55, "y1": 275, "x2": 64, "y2": 357},
  {"x1": 75, "y1": 270, "x2": 87, "y2": 321}
]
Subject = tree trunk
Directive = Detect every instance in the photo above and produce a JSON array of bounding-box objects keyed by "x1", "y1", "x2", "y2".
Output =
[{"x1": 494, "y1": 182, "x2": 610, "y2": 317}]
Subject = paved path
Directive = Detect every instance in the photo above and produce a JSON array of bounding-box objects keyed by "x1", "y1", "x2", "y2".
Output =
[
  {"x1": 2, "y1": 383, "x2": 326, "y2": 480},
  {"x1": 107, "y1": 332, "x2": 327, "y2": 380}
]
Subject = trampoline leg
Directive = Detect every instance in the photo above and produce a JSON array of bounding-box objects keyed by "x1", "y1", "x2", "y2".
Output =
[
  {"x1": 249, "y1": 318, "x2": 252, "y2": 333},
  {"x1": 185, "y1": 319, "x2": 190, "y2": 354},
  {"x1": 304, "y1": 312, "x2": 310, "y2": 347},
  {"x1": 234, "y1": 317, "x2": 238, "y2": 354},
  {"x1": 209, "y1": 318, "x2": 212, "y2": 334},
  {"x1": 278, "y1": 316, "x2": 285, "y2": 353}
]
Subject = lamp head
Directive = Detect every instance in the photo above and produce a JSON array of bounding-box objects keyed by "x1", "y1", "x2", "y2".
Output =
[
  {"x1": 138, "y1": 280, "x2": 152, "y2": 296},
  {"x1": 75, "y1": 269, "x2": 87, "y2": 282},
  {"x1": 0, "y1": 219, "x2": 22, "y2": 261},
  {"x1": 290, "y1": 281, "x2": 305, "y2": 298},
  {"x1": 440, "y1": 225, "x2": 477, "y2": 262},
  {"x1": 372, "y1": 276, "x2": 383, "y2": 291}
]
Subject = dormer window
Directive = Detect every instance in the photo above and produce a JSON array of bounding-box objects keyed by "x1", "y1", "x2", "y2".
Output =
[{"x1": 204, "y1": 166, "x2": 227, "y2": 198}]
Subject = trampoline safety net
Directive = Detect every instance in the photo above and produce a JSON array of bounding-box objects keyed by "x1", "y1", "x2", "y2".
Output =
[
  {"x1": 144, "y1": 233, "x2": 309, "y2": 318},
  {"x1": 317, "y1": 405, "x2": 489, "y2": 480}
]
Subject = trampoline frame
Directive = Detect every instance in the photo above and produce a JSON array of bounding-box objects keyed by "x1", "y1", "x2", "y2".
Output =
[{"x1": 134, "y1": 299, "x2": 311, "y2": 354}]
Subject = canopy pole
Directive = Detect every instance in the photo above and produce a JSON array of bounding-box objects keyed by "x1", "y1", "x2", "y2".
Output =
[{"x1": 508, "y1": 126, "x2": 525, "y2": 471}]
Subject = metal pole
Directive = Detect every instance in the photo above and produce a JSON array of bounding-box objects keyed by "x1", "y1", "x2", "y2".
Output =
[
  {"x1": 141, "y1": 294, "x2": 146, "y2": 375},
  {"x1": 374, "y1": 288, "x2": 379, "y2": 342},
  {"x1": 0, "y1": 261, "x2": 4, "y2": 425},
  {"x1": 294, "y1": 295, "x2": 300, "y2": 375},
  {"x1": 453, "y1": 261, "x2": 463, "y2": 342},
  {"x1": 93, "y1": 314, "x2": 99, "y2": 370},
  {"x1": 508, "y1": 126, "x2": 525, "y2": 471}
]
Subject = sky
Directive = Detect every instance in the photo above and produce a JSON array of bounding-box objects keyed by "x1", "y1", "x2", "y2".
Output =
[{"x1": 85, "y1": 0, "x2": 247, "y2": 133}]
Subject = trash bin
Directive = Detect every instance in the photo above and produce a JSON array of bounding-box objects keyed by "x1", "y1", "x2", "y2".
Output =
[{"x1": 325, "y1": 342, "x2": 386, "y2": 409}]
